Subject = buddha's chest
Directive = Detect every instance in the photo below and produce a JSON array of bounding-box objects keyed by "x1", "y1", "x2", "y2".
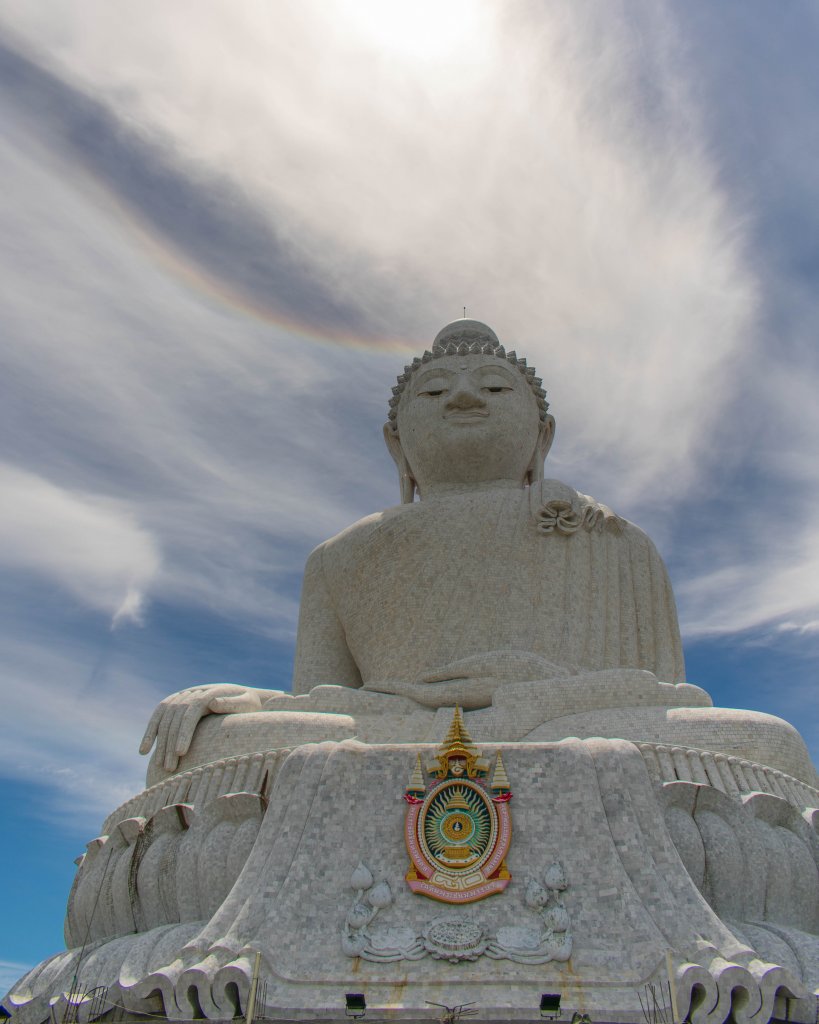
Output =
[
  {"x1": 336, "y1": 493, "x2": 540, "y2": 591},
  {"x1": 323, "y1": 494, "x2": 569, "y2": 672}
]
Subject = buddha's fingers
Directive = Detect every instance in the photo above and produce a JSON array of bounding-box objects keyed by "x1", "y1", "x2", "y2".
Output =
[
  {"x1": 173, "y1": 699, "x2": 211, "y2": 760},
  {"x1": 140, "y1": 689, "x2": 190, "y2": 757},
  {"x1": 158, "y1": 699, "x2": 188, "y2": 773},
  {"x1": 139, "y1": 702, "x2": 164, "y2": 754},
  {"x1": 141, "y1": 685, "x2": 265, "y2": 767},
  {"x1": 209, "y1": 692, "x2": 261, "y2": 714}
]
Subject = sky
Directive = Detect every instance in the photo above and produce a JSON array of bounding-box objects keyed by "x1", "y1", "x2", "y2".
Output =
[{"x1": 1, "y1": 0, "x2": 819, "y2": 984}]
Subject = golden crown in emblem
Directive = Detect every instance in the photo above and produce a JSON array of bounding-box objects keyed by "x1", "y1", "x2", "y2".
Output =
[{"x1": 444, "y1": 788, "x2": 471, "y2": 811}]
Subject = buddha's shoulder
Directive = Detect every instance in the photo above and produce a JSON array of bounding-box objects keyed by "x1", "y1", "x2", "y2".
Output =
[
  {"x1": 314, "y1": 482, "x2": 652, "y2": 543},
  {"x1": 308, "y1": 482, "x2": 658, "y2": 572},
  {"x1": 305, "y1": 504, "x2": 419, "y2": 567},
  {"x1": 312, "y1": 491, "x2": 516, "y2": 568}
]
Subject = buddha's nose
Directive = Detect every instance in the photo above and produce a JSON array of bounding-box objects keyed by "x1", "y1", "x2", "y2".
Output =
[{"x1": 445, "y1": 381, "x2": 486, "y2": 410}]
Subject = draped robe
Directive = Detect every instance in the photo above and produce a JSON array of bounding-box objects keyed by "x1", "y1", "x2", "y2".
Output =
[{"x1": 293, "y1": 479, "x2": 685, "y2": 693}]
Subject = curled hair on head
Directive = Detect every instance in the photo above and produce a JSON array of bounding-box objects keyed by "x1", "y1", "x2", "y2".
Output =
[{"x1": 386, "y1": 326, "x2": 549, "y2": 433}]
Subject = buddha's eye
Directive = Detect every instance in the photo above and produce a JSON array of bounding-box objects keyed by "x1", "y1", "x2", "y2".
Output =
[
  {"x1": 479, "y1": 373, "x2": 515, "y2": 393},
  {"x1": 420, "y1": 387, "x2": 448, "y2": 397}
]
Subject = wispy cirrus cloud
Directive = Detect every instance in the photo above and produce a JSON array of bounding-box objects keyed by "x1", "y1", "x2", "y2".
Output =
[{"x1": 0, "y1": 463, "x2": 160, "y2": 625}]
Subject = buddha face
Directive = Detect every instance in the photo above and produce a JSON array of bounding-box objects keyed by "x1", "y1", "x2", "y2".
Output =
[{"x1": 388, "y1": 354, "x2": 554, "y2": 497}]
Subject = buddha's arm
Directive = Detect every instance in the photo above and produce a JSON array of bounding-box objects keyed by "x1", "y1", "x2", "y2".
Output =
[
  {"x1": 292, "y1": 545, "x2": 363, "y2": 695},
  {"x1": 139, "y1": 546, "x2": 361, "y2": 772},
  {"x1": 625, "y1": 523, "x2": 686, "y2": 685}
]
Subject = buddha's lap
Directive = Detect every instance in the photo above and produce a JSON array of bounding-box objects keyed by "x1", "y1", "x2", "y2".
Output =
[{"x1": 147, "y1": 694, "x2": 818, "y2": 790}]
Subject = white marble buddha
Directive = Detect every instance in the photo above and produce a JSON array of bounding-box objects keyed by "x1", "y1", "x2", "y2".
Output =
[{"x1": 140, "y1": 320, "x2": 817, "y2": 788}]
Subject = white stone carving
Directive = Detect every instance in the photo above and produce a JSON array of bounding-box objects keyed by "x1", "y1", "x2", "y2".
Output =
[
  {"x1": 341, "y1": 859, "x2": 571, "y2": 966},
  {"x1": 484, "y1": 861, "x2": 572, "y2": 964},
  {"x1": 422, "y1": 918, "x2": 487, "y2": 962},
  {"x1": 535, "y1": 495, "x2": 624, "y2": 535},
  {"x1": 342, "y1": 863, "x2": 425, "y2": 962}
]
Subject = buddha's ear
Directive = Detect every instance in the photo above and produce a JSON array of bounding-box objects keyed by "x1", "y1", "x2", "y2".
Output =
[
  {"x1": 383, "y1": 422, "x2": 417, "y2": 503},
  {"x1": 526, "y1": 414, "x2": 556, "y2": 485}
]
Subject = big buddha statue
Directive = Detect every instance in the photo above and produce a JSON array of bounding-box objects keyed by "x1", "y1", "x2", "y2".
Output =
[{"x1": 8, "y1": 320, "x2": 819, "y2": 1024}]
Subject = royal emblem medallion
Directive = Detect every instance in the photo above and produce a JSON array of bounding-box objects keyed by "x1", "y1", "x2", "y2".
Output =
[{"x1": 403, "y1": 708, "x2": 512, "y2": 903}]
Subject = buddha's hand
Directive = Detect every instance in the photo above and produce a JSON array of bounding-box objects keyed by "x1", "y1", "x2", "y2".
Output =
[
  {"x1": 139, "y1": 684, "x2": 269, "y2": 773},
  {"x1": 414, "y1": 651, "x2": 569, "y2": 709}
]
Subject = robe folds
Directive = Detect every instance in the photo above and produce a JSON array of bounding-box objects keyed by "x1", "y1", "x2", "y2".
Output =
[{"x1": 293, "y1": 479, "x2": 685, "y2": 692}]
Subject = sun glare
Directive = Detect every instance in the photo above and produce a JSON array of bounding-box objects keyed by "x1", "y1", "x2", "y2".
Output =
[{"x1": 332, "y1": 0, "x2": 493, "y2": 64}]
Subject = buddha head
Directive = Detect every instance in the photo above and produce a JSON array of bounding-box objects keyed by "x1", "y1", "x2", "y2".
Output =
[{"x1": 384, "y1": 319, "x2": 555, "y2": 502}]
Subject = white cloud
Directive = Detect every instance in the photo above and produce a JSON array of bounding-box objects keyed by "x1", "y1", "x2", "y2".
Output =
[
  {"x1": 0, "y1": 106, "x2": 381, "y2": 635},
  {"x1": 0, "y1": 463, "x2": 160, "y2": 625},
  {"x1": 677, "y1": 502, "x2": 819, "y2": 638},
  {"x1": 777, "y1": 621, "x2": 819, "y2": 637}
]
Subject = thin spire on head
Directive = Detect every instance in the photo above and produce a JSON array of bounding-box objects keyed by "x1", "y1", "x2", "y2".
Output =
[{"x1": 387, "y1": 318, "x2": 549, "y2": 430}]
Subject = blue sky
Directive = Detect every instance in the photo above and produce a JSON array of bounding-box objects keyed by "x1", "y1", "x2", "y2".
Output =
[{"x1": 2, "y1": 0, "x2": 819, "y2": 984}]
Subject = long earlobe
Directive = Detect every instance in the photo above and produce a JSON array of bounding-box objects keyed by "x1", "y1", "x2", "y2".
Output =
[
  {"x1": 383, "y1": 423, "x2": 417, "y2": 503},
  {"x1": 526, "y1": 415, "x2": 556, "y2": 486}
]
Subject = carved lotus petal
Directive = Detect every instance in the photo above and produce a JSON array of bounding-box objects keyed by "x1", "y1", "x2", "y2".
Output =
[
  {"x1": 367, "y1": 881, "x2": 393, "y2": 909},
  {"x1": 542, "y1": 904, "x2": 569, "y2": 932},
  {"x1": 544, "y1": 930, "x2": 573, "y2": 961},
  {"x1": 341, "y1": 930, "x2": 368, "y2": 956},
  {"x1": 350, "y1": 862, "x2": 373, "y2": 891},
  {"x1": 346, "y1": 901, "x2": 372, "y2": 930},
  {"x1": 543, "y1": 861, "x2": 568, "y2": 891},
  {"x1": 525, "y1": 878, "x2": 549, "y2": 908}
]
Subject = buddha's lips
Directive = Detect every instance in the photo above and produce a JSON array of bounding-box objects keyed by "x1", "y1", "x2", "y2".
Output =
[{"x1": 444, "y1": 410, "x2": 489, "y2": 420}]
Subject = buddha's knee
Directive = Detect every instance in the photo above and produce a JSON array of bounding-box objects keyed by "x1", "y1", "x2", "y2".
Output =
[{"x1": 663, "y1": 706, "x2": 817, "y2": 786}]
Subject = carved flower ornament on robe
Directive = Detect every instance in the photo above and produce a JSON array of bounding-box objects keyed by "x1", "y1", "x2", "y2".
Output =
[
  {"x1": 537, "y1": 499, "x2": 583, "y2": 535},
  {"x1": 536, "y1": 495, "x2": 625, "y2": 536}
]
